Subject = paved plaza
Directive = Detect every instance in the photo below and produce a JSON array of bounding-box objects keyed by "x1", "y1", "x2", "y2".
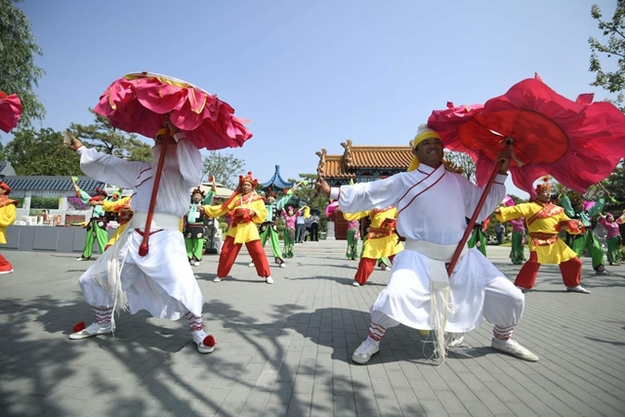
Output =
[{"x1": 0, "y1": 242, "x2": 624, "y2": 417}]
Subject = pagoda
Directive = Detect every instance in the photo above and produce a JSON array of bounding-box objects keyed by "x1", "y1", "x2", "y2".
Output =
[{"x1": 260, "y1": 165, "x2": 294, "y2": 194}]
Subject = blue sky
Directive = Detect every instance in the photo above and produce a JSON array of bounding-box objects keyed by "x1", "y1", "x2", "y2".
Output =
[{"x1": 11, "y1": 0, "x2": 618, "y2": 198}]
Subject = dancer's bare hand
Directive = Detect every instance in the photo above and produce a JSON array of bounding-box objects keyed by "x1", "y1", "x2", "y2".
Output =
[
  {"x1": 315, "y1": 176, "x2": 331, "y2": 197},
  {"x1": 496, "y1": 148, "x2": 511, "y2": 174},
  {"x1": 65, "y1": 131, "x2": 83, "y2": 151}
]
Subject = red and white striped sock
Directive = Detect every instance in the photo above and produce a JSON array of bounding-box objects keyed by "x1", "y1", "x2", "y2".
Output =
[
  {"x1": 91, "y1": 306, "x2": 112, "y2": 326},
  {"x1": 185, "y1": 311, "x2": 205, "y2": 333},
  {"x1": 367, "y1": 320, "x2": 387, "y2": 345},
  {"x1": 493, "y1": 324, "x2": 515, "y2": 341}
]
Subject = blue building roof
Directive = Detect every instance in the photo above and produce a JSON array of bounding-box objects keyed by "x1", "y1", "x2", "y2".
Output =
[{"x1": 261, "y1": 165, "x2": 294, "y2": 190}]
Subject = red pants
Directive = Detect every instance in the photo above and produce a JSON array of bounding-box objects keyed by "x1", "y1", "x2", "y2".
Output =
[
  {"x1": 354, "y1": 255, "x2": 395, "y2": 285},
  {"x1": 514, "y1": 251, "x2": 581, "y2": 289},
  {"x1": 218, "y1": 236, "x2": 270, "y2": 279},
  {"x1": 0, "y1": 253, "x2": 13, "y2": 273}
]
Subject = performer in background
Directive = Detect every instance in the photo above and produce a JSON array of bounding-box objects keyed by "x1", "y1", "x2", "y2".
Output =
[
  {"x1": 249, "y1": 186, "x2": 296, "y2": 269},
  {"x1": 281, "y1": 205, "x2": 301, "y2": 259},
  {"x1": 560, "y1": 193, "x2": 608, "y2": 275},
  {"x1": 185, "y1": 181, "x2": 215, "y2": 266},
  {"x1": 204, "y1": 172, "x2": 274, "y2": 284},
  {"x1": 598, "y1": 211, "x2": 625, "y2": 266},
  {"x1": 344, "y1": 208, "x2": 403, "y2": 287},
  {"x1": 509, "y1": 218, "x2": 527, "y2": 265},
  {"x1": 0, "y1": 181, "x2": 18, "y2": 274},
  {"x1": 73, "y1": 178, "x2": 109, "y2": 261},
  {"x1": 496, "y1": 177, "x2": 590, "y2": 294}
]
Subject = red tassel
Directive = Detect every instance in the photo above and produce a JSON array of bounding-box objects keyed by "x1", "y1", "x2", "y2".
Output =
[
  {"x1": 203, "y1": 335, "x2": 216, "y2": 347},
  {"x1": 72, "y1": 321, "x2": 86, "y2": 332}
]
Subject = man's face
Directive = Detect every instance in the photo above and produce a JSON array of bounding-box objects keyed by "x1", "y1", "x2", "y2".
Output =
[
  {"x1": 192, "y1": 192, "x2": 203, "y2": 203},
  {"x1": 535, "y1": 188, "x2": 551, "y2": 203},
  {"x1": 241, "y1": 181, "x2": 253, "y2": 194},
  {"x1": 267, "y1": 196, "x2": 275, "y2": 204},
  {"x1": 414, "y1": 138, "x2": 444, "y2": 168}
]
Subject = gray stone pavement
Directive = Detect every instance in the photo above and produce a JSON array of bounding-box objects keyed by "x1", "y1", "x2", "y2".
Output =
[{"x1": 1, "y1": 242, "x2": 624, "y2": 417}]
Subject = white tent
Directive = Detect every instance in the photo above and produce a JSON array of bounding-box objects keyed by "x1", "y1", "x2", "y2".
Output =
[{"x1": 197, "y1": 182, "x2": 234, "y2": 199}]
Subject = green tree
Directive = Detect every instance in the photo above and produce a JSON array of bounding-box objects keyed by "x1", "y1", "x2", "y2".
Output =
[
  {"x1": 0, "y1": 0, "x2": 46, "y2": 127},
  {"x1": 70, "y1": 110, "x2": 152, "y2": 161},
  {"x1": 202, "y1": 151, "x2": 246, "y2": 189},
  {"x1": 4, "y1": 128, "x2": 82, "y2": 175},
  {"x1": 589, "y1": 2, "x2": 625, "y2": 208},
  {"x1": 444, "y1": 150, "x2": 476, "y2": 183}
]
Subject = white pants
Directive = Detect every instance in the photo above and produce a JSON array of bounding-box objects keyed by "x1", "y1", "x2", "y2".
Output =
[
  {"x1": 78, "y1": 229, "x2": 205, "y2": 320},
  {"x1": 371, "y1": 273, "x2": 524, "y2": 331}
]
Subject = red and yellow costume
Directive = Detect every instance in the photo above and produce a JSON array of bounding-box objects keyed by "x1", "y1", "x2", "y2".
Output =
[
  {"x1": 204, "y1": 172, "x2": 271, "y2": 281},
  {"x1": 496, "y1": 194, "x2": 584, "y2": 290},
  {"x1": 0, "y1": 182, "x2": 18, "y2": 274},
  {"x1": 344, "y1": 207, "x2": 403, "y2": 285},
  {"x1": 101, "y1": 195, "x2": 133, "y2": 250}
]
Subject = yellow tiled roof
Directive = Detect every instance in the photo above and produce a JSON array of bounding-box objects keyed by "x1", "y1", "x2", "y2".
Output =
[{"x1": 316, "y1": 141, "x2": 413, "y2": 179}]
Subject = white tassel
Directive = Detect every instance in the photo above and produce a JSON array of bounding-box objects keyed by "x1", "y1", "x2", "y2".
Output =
[
  {"x1": 430, "y1": 280, "x2": 457, "y2": 365},
  {"x1": 93, "y1": 226, "x2": 133, "y2": 331}
]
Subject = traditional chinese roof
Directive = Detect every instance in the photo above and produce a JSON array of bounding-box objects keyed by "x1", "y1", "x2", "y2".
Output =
[
  {"x1": 2, "y1": 176, "x2": 105, "y2": 195},
  {"x1": 316, "y1": 140, "x2": 413, "y2": 179},
  {"x1": 261, "y1": 165, "x2": 294, "y2": 189}
]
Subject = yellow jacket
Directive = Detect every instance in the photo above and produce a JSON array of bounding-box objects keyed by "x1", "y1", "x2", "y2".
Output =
[
  {"x1": 496, "y1": 202, "x2": 580, "y2": 264},
  {"x1": 204, "y1": 193, "x2": 267, "y2": 244},
  {"x1": 0, "y1": 197, "x2": 17, "y2": 245},
  {"x1": 101, "y1": 196, "x2": 133, "y2": 248},
  {"x1": 344, "y1": 207, "x2": 402, "y2": 259}
]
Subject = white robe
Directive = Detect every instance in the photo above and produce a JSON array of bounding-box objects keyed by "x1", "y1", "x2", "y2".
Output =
[
  {"x1": 76, "y1": 136, "x2": 205, "y2": 319},
  {"x1": 332, "y1": 163, "x2": 514, "y2": 332}
]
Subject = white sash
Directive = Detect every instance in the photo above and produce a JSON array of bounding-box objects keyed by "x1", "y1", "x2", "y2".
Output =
[{"x1": 397, "y1": 164, "x2": 446, "y2": 216}]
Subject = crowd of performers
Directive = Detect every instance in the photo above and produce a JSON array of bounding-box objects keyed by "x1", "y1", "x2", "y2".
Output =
[{"x1": 36, "y1": 121, "x2": 621, "y2": 366}]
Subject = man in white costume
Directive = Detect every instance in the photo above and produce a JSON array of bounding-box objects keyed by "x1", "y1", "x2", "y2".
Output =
[
  {"x1": 316, "y1": 125, "x2": 538, "y2": 364},
  {"x1": 64, "y1": 122, "x2": 216, "y2": 354}
]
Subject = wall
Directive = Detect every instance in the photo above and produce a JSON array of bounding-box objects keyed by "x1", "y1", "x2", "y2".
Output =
[{"x1": 3, "y1": 225, "x2": 115, "y2": 254}]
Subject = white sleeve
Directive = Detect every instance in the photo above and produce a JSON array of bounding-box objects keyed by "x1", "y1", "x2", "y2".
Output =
[
  {"x1": 460, "y1": 173, "x2": 507, "y2": 221},
  {"x1": 334, "y1": 174, "x2": 405, "y2": 213},
  {"x1": 175, "y1": 134, "x2": 203, "y2": 188},
  {"x1": 77, "y1": 147, "x2": 144, "y2": 189}
]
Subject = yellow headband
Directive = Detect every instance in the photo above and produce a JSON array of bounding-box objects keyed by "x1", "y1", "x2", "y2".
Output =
[
  {"x1": 407, "y1": 128, "x2": 442, "y2": 172},
  {"x1": 155, "y1": 127, "x2": 167, "y2": 138}
]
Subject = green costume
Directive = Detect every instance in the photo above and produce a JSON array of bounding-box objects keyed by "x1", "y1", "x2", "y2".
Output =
[
  {"x1": 560, "y1": 195, "x2": 607, "y2": 273},
  {"x1": 467, "y1": 222, "x2": 487, "y2": 257},
  {"x1": 257, "y1": 190, "x2": 293, "y2": 266},
  {"x1": 76, "y1": 188, "x2": 108, "y2": 260},
  {"x1": 184, "y1": 189, "x2": 214, "y2": 264}
]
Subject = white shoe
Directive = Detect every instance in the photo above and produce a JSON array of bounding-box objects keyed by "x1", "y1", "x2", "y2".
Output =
[
  {"x1": 352, "y1": 281, "x2": 361, "y2": 287},
  {"x1": 265, "y1": 276, "x2": 274, "y2": 284},
  {"x1": 248, "y1": 262, "x2": 255, "y2": 268},
  {"x1": 69, "y1": 322, "x2": 113, "y2": 340},
  {"x1": 194, "y1": 261, "x2": 200, "y2": 267},
  {"x1": 567, "y1": 285, "x2": 591, "y2": 294},
  {"x1": 75, "y1": 256, "x2": 90, "y2": 262},
  {"x1": 213, "y1": 277, "x2": 224, "y2": 282},
  {"x1": 193, "y1": 333, "x2": 216, "y2": 354},
  {"x1": 279, "y1": 263, "x2": 286, "y2": 268},
  {"x1": 445, "y1": 332, "x2": 465, "y2": 348},
  {"x1": 491, "y1": 338, "x2": 539, "y2": 362},
  {"x1": 352, "y1": 339, "x2": 379, "y2": 364}
]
